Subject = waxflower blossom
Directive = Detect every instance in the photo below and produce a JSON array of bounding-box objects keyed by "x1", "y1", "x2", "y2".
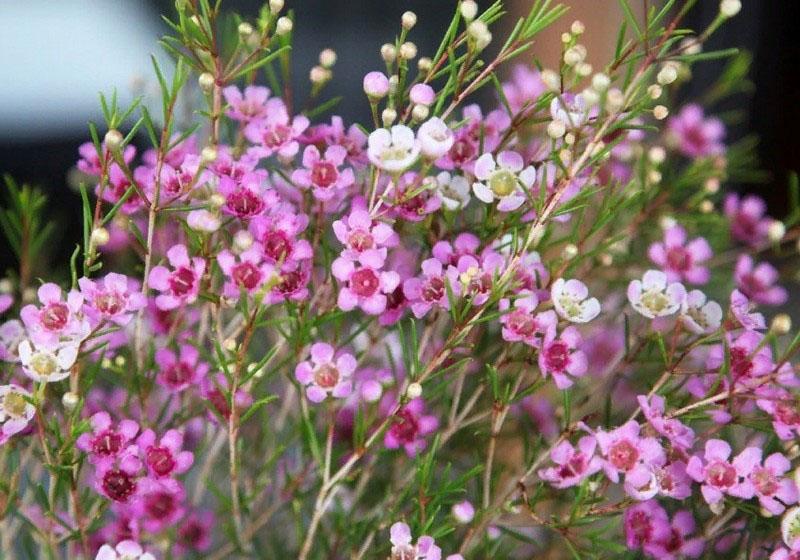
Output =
[
  {"x1": 175, "y1": 510, "x2": 214, "y2": 554},
  {"x1": 250, "y1": 209, "x2": 313, "y2": 271},
  {"x1": 745, "y1": 450, "x2": 799, "y2": 515},
  {"x1": 79, "y1": 273, "x2": 145, "y2": 326},
  {"x1": 637, "y1": 395, "x2": 695, "y2": 451},
  {"x1": 539, "y1": 435, "x2": 603, "y2": 488},
  {"x1": 593, "y1": 421, "x2": 666, "y2": 498},
  {"x1": 550, "y1": 93, "x2": 589, "y2": 127},
  {"x1": 724, "y1": 193, "x2": 773, "y2": 247},
  {"x1": 730, "y1": 289, "x2": 766, "y2": 331},
  {"x1": 686, "y1": 439, "x2": 756, "y2": 510},
  {"x1": 332, "y1": 207, "x2": 397, "y2": 265},
  {"x1": 291, "y1": 144, "x2": 354, "y2": 200},
  {"x1": 333, "y1": 260, "x2": 400, "y2": 315},
  {"x1": 647, "y1": 224, "x2": 712, "y2": 284},
  {"x1": 643, "y1": 510, "x2": 705, "y2": 559},
  {"x1": 384, "y1": 396, "x2": 438, "y2": 456},
  {"x1": 20, "y1": 283, "x2": 89, "y2": 348},
  {"x1": 499, "y1": 296, "x2": 555, "y2": 347},
  {"x1": 472, "y1": 150, "x2": 536, "y2": 212},
  {"x1": 538, "y1": 327, "x2": 588, "y2": 389},
  {"x1": 148, "y1": 244, "x2": 206, "y2": 310},
  {"x1": 734, "y1": 254, "x2": 788, "y2": 306},
  {"x1": 627, "y1": 270, "x2": 686, "y2": 318},
  {"x1": 667, "y1": 103, "x2": 725, "y2": 158},
  {"x1": 295, "y1": 343, "x2": 356, "y2": 403},
  {"x1": 216, "y1": 245, "x2": 274, "y2": 299},
  {"x1": 134, "y1": 477, "x2": 187, "y2": 533},
  {"x1": 388, "y1": 522, "x2": 442, "y2": 560},
  {"x1": 624, "y1": 500, "x2": 670, "y2": 552},
  {"x1": 245, "y1": 98, "x2": 309, "y2": 160},
  {"x1": 137, "y1": 428, "x2": 194, "y2": 478},
  {"x1": 18, "y1": 339, "x2": 78, "y2": 383},
  {"x1": 452, "y1": 500, "x2": 475, "y2": 524},
  {"x1": 434, "y1": 171, "x2": 471, "y2": 210},
  {"x1": 551, "y1": 278, "x2": 601, "y2": 323},
  {"x1": 223, "y1": 85, "x2": 271, "y2": 124},
  {"x1": 367, "y1": 125, "x2": 420, "y2": 172},
  {"x1": 216, "y1": 174, "x2": 276, "y2": 220},
  {"x1": 0, "y1": 384, "x2": 35, "y2": 446},
  {"x1": 156, "y1": 345, "x2": 209, "y2": 392},
  {"x1": 77, "y1": 412, "x2": 140, "y2": 466},
  {"x1": 417, "y1": 117, "x2": 454, "y2": 160},
  {"x1": 403, "y1": 258, "x2": 460, "y2": 318},
  {"x1": 95, "y1": 540, "x2": 156, "y2": 560},
  {"x1": 95, "y1": 452, "x2": 143, "y2": 503},
  {"x1": 679, "y1": 289, "x2": 722, "y2": 334},
  {"x1": 387, "y1": 173, "x2": 442, "y2": 222}
]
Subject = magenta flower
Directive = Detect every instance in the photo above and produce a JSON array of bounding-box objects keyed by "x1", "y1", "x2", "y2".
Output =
[
  {"x1": 245, "y1": 98, "x2": 309, "y2": 160},
  {"x1": 734, "y1": 254, "x2": 788, "y2": 306},
  {"x1": 637, "y1": 394, "x2": 695, "y2": 451},
  {"x1": 594, "y1": 421, "x2": 666, "y2": 494},
  {"x1": 648, "y1": 224, "x2": 712, "y2": 284},
  {"x1": 295, "y1": 343, "x2": 356, "y2": 403},
  {"x1": 97, "y1": 164, "x2": 146, "y2": 215},
  {"x1": 200, "y1": 373, "x2": 253, "y2": 422},
  {"x1": 250, "y1": 210, "x2": 313, "y2": 272},
  {"x1": 437, "y1": 104, "x2": 510, "y2": 172},
  {"x1": 403, "y1": 258, "x2": 460, "y2": 318},
  {"x1": 706, "y1": 331, "x2": 774, "y2": 388},
  {"x1": 137, "y1": 428, "x2": 194, "y2": 478},
  {"x1": 0, "y1": 384, "x2": 35, "y2": 446},
  {"x1": 20, "y1": 283, "x2": 89, "y2": 348},
  {"x1": 686, "y1": 439, "x2": 757, "y2": 509},
  {"x1": 77, "y1": 140, "x2": 135, "y2": 177},
  {"x1": 332, "y1": 207, "x2": 397, "y2": 265},
  {"x1": 384, "y1": 397, "x2": 438, "y2": 456},
  {"x1": 501, "y1": 65, "x2": 546, "y2": 113},
  {"x1": 95, "y1": 450, "x2": 142, "y2": 503},
  {"x1": 217, "y1": 245, "x2": 274, "y2": 299},
  {"x1": 730, "y1": 289, "x2": 766, "y2": 331},
  {"x1": 322, "y1": 115, "x2": 368, "y2": 167},
  {"x1": 175, "y1": 510, "x2": 214, "y2": 554},
  {"x1": 643, "y1": 510, "x2": 705, "y2": 560},
  {"x1": 455, "y1": 253, "x2": 503, "y2": 306},
  {"x1": 223, "y1": 85, "x2": 271, "y2": 124},
  {"x1": 133, "y1": 477, "x2": 186, "y2": 532},
  {"x1": 745, "y1": 450, "x2": 798, "y2": 514},
  {"x1": 757, "y1": 388, "x2": 800, "y2": 440},
  {"x1": 388, "y1": 522, "x2": 442, "y2": 560},
  {"x1": 623, "y1": 500, "x2": 670, "y2": 552},
  {"x1": 148, "y1": 244, "x2": 206, "y2": 310},
  {"x1": 538, "y1": 327, "x2": 588, "y2": 389},
  {"x1": 724, "y1": 193, "x2": 772, "y2": 247},
  {"x1": 667, "y1": 103, "x2": 725, "y2": 158},
  {"x1": 432, "y1": 233, "x2": 480, "y2": 266},
  {"x1": 217, "y1": 174, "x2": 277, "y2": 220},
  {"x1": 268, "y1": 263, "x2": 311, "y2": 304},
  {"x1": 651, "y1": 462, "x2": 693, "y2": 500},
  {"x1": 77, "y1": 412, "x2": 140, "y2": 467},
  {"x1": 333, "y1": 259, "x2": 400, "y2": 316},
  {"x1": 499, "y1": 296, "x2": 555, "y2": 347},
  {"x1": 387, "y1": 172, "x2": 442, "y2": 222},
  {"x1": 539, "y1": 436, "x2": 603, "y2": 488},
  {"x1": 292, "y1": 145, "x2": 354, "y2": 201},
  {"x1": 155, "y1": 345, "x2": 209, "y2": 392},
  {"x1": 79, "y1": 273, "x2": 145, "y2": 327}
]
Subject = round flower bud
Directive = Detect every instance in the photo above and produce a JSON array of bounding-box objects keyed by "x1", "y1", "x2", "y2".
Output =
[
  {"x1": 562, "y1": 243, "x2": 578, "y2": 260},
  {"x1": 381, "y1": 43, "x2": 397, "y2": 63},
  {"x1": 234, "y1": 229, "x2": 254, "y2": 252},
  {"x1": 411, "y1": 104, "x2": 429, "y2": 122},
  {"x1": 201, "y1": 146, "x2": 218, "y2": 164},
  {"x1": 0, "y1": 278, "x2": 12, "y2": 293},
  {"x1": 101, "y1": 357, "x2": 112, "y2": 369},
  {"x1": 319, "y1": 48, "x2": 337, "y2": 68},
  {"x1": 90, "y1": 227, "x2": 110, "y2": 247},
  {"x1": 114, "y1": 355, "x2": 126, "y2": 367},
  {"x1": 459, "y1": 0, "x2": 478, "y2": 21},
  {"x1": 223, "y1": 338, "x2": 238, "y2": 352},
  {"x1": 406, "y1": 382, "x2": 422, "y2": 399},
  {"x1": 704, "y1": 178, "x2": 720, "y2": 193},
  {"x1": 659, "y1": 215, "x2": 677, "y2": 230},
  {"x1": 208, "y1": 193, "x2": 226, "y2": 208},
  {"x1": 269, "y1": 0, "x2": 284, "y2": 13},
  {"x1": 540, "y1": 69, "x2": 561, "y2": 92},
  {"x1": 653, "y1": 105, "x2": 669, "y2": 120},
  {"x1": 699, "y1": 200, "x2": 714, "y2": 213},
  {"x1": 363, "y1": 71, "x2": 390, "y2": 99},
  {"x1": 648, "y1": 146, "x2": 666, "y2": 165},
  {"x1": 104, "y1": 129, "x2": 124, "y2": 152},
  {"x1": 657, "y1": 64, "x2": 678, "y2": 85},
  {"x1": 275, "y1": 16, "x2": 293, "y2": 35},
  {"x1": 599, "y1": 253, "x2": 613, "y2": 266},
  {"x1": 410, "y1": 83, "x2": 435, "y2": 106},
  {"x1": 564, "y1": 133, "x2": 575, "y2": 146},
  {"x1": 720, "y1": 0, "x2": 742, "y2": 17},
  {"x1": 570, "y1": 20, "x2": 585, "y2": 35},
  {"x1": 198, "y1": 72, "x2": 215, "y2": 94},
  {"x1": 681, "y1": 37, "x2": 702, "y2": 56},
  {"x1": 591, "y1": 73, "x2": 610, "y2": 92},
  {"x1": 381, "y1": 108, "x2": 397, "y2": 127},
  {"x1": 309, "y1": 65, "x2": 330, "y2": 84},
  {"x1": 605, "y1": 88, "x2": 624, "y2": 112},
  {"x1": 581, "y1": 88, "x2": 599, "y2": 107},
  {"x1": 547, "y1": 119, "x2": 566, "y2": 139},
  {"x1": 561, "y1": 32, "x2": 571, "y2": 44},
  {"x1": 769, "y1": 220, "x2": 786, "y2": 242},
  {"x1": 417, "y1": 57, "x2": 433, "y2": 72},
  {"x1": 563, "y1": 45, "x2": 586, "y2": 66},
  {"x1": 576, "y1": 62, "x2": 592, "y2": 77},
  {"x1": 559, "y1": 148, "x2": 572, "y2": 165},
  {"x1": 399, "y1": 42, "x2": 417, "y2": 60},
  {"x1": 401, "y1": 11, "x2": 417, "y2": 30},
  {"x1": 62, "y1": 392, "x2": 79, "y2": 411},
  {"x1": 771, "y1": 314, "x2": 792, "y2": 335},
  {"x1": 648, "y1": 170, "x2": 662, "y2": 184},
  {"x1": 238, "y1": 22, "x2": 254, "y2": 39},
  {"x1": 648, "y1": 84, "x2": 663, "y2": 99},
  {"x1": 452, "y1": 500, "x2": 475, "y2": 524},
  {"x1": 22, "y1": 287, "x2": 36, "y2": 304},
  {"x1": 468, "y1": 20, "x2": 491, "y2": 50}
]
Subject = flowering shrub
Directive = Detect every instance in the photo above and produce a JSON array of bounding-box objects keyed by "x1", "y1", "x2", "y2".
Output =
[{"x1": 3, "y1": 0, "x2": 800, "y2": 558}]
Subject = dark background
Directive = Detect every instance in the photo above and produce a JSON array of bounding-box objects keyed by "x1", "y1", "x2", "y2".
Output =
[{"x1": 1, "y1": 1, "x2": 798, "y2": 273}]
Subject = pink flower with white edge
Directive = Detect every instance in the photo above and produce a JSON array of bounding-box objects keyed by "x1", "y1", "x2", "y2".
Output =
[
  {"x1": 295, "y1": 343, "x2": 355, "y2": 403},
  {"x1": 593, "y1": 421, "x2": 666, "y2": 495},
  {"x1": 499, "y1": 296, "x2": 555, "y2": 348},
  {"x1": 551, "y1": 278, "x2": 601, "y2": 323},
  {"x1": 679, "y1": 289, "x2": 722, "y2": 334},
  {"x1": 0, "y1": 384, "x2": 35, "y2": 446},
  {"x1": 384, "y1": 396, "x2": 438, "y2": 456},
  {"x1": 403, "y1": 258, "x2": 460, "y2": 318},
  {"x1": 76, "y1": 412, "x2": 140, "y2": 467},
  {"x1": 292, "y1": 145, "x2": 354, "y2": 201},
  {"x1": 472, "y1": 151, "x2": 536, "y2": 212},
  {"x1": 18, "y1": 338, "x2": 78, "y2": 383},
  {"x1": 95, "y1": 540, "x2": 156, "y2": 560},
  {"x1": 389, "y1": 522, "x2": 442, "y2": 560},
  {"x1": 418, "y1": 117, "x2": 454, "y2": 160},
  {"x1": 745, "y1": 450, "x2": 798, "y2": 515},
  {"x1": 538, "y1": 436, "x2": 603, "y2": 489},
  {"x1": 245, "y1": 98, "x2": 309, "y2": 160},
  {"x1": 223, "y1": 85, "x2": 271, "y2": 124},
  {"x1": 538, "y1": 327, "x2": 588, "y2": 389},
  {"x1": 648, "y1": 224, "x2": 712, "y2": 284},
  {"x1": 148, "y1": 244, "x2": 206, "y2": 311},
  {"x1": 735, "y1": 254, "x2": 788, "y2": 306},
  {"x1": 333, "y1": 259, "x2": 400, "y2": 315},
  {"x1": 730, "y1": 289, "x2": 766, "y2": 331},
  {"x1": 627, "y1": 270, "x2": 686, "y2": 318},
  {"x1": 217, "y1": 245, "x2": 274, "y2": 299},
  {"x1": 367, "y1": 125, "x2": 420, "y2": 173},
  {"x1": 78, "y1": 273, "x2": 145, "y2": 327},
  {"x1": 20, "y1": 283, "x2": 89, "y2": 348},
  {"x1": 686, "y1": 439, "x2": 756, "y2": 510},
  {"x1": 155, "y1": 345, "x2": 209, "y2": 393},
  {"x1": 137, "y1": 428, "x2": 194, "y2": 478},
  {"x1": 332, "y1": 207, "x2": 397, "y2": 265}
]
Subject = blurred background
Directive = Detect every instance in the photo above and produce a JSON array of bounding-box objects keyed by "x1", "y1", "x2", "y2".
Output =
[{"x1": 1, "y1": 0, "x2": 798, "y2": 271}]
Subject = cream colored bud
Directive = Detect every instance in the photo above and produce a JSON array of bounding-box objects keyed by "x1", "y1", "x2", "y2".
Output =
[
  {"x1": 772, "y1": 314, "x2": 792, "y2": 335},
  {"x1": 319, "y1": 48, "x2": 337, "y2": 68},
  {"x1": 0, "y1": 279, "x2": 12, "y2": 293},
  {"x1": 653, "y1": 105, "x2": 669, "y2": 120},
  {"x1": 406, "y1": 382, "x2": 422, "y2": 399},
  {"x1": 269, "y1": 0, "x2": 284, "y2": 13},
  {"x1": 238, "y1": 22, "x2": 254, "y2": 38},
  {"x1": 62, "y1": 392, "x2": 79, "y2": 410},
  {"x1": 581, "y1": 88, "x2": 599, "y2": 107},
  {"x1": 208, "y1": 193, "x2": 226, "y2": 208},
  {"x1": 605, "y1": 88, "x2": 624, "y2": 112},
  {"x1": 541, "y1": 69, "x2": 561, "y2": 92},
  {"x1": 381, "y1": 43, "x2": 397, "y2": 63},
  {"x1": 571, "y1": 20, "x2": 585, "y2": 35},
  {"x1": 411, "y1": 104, "x2": 429, "y2": 122},
  {"x1": 559, "y1": 149, "x2": 572, "y2": 165},
  {"x1": 198, "y1": 72, "x2": 215, "y2": 93},
  {"x1": 648, "y1": 84, "x2": 663, "y2": 99},
  {"x1": 459, "y1": 0, "x2": 478, "y2": 21},
  {"x1": 564, "y1": 133, "x2": 575, "y2": 146},
  {"x1": 388, "y1": 74, "x2": 399, "y2": 93},
  {"x1": 591, "y1": 73, "x2": 610, "y2": 92},
  {"x1": 401, "y1": 11, "x2": 417, "y2": 30},
  {"x1": 418, "y1": 57, "x2": 433, "y2": 72},
  {"x1": 657, "y1": 64, "x2": 678, "y2": 85},
  {"x1": 90, "y1": 227, "x2": 110, "y2": 247},
  {"x1": 223, "y1": 338, "x2": 238, "y2": 352},
  {"x1": 561, "y1": 32, "x2": 572, "y2": 44},
  {"x1": 114, "y1": 355, "x2": 126, "y2": 367},
  {"x1": 769, "y1": 220, "x2": 786, "y2": 242},
  {"x1": 648, "y1": 146, "x2": 666, "y2": 165},
  {"x1": 720, "y1": 0, "x2": 742, "y2": 17},
  {"x1": 681, "y1": 37, "x2": 702, "y2": 56},
  {"x1": 101, "y1": 357, "x2": 112, "y2": 369},
  {"x1": 399, "y1": 42, "x2": 417, "y2": 60},
  {"x1": 547, "y1": 119, "x2": 566, "y2": 139},
  {"x1": 599, "y1": 253, "x2": 613, "y2": 266},
  {"x1": 22, "y1": 287, "x2": 36, "y2": 304},
  {"x1": 201, "y1": 146, "x2": 218, "y2": 164},
  {"x1": 234, "y1": 230, "x2": 254, "y2": 252},
  {"x1": 275, "y1": 16, "x2": 293, "y2": 35},
  {"x1": 705, "y1": 178, "x2": 720, "y2": 193},
  {"x1": 576, "y1": 62, "x2": 592, "y2": 77},
  {"x1": 699, "y1": 200, "x2": 714, "y2": 213},
  {"x1": 659, "y1": 215, "x2": 677, "y2": 230},
  {"x1": 381, "y1": 108, "x2": 397, "y2": 127},
  {"x1": 467, "y1": 21, "x2": 491, "y2": 50},
  {"x1": 309, "y1": 65, "x2": 330, "y2": 84},
  {"x1": 562, "y1": 243, "x2": 578, "y2": 260},
  {"x1": 648, "y1": 170, "x2": 662, "y2": 184},
  {"x1": 104, "y1": 129, "x2": 124, "y2": 151},
  {"x1": 563, "y1": 45, "x2": 586, "y2": 66}
]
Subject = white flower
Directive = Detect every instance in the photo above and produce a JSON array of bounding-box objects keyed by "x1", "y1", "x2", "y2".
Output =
[
  {"x1": 782, "y1": 506, "x2": 800, "y2": 550},
  {"x1": 680, "y1": 290, "x2": 723, "y2": 334},
  {"x1": 18, "y1": 339, "x2": 78, "y2": 383},
  {"x1": 96, "y1": 540, "x2": 156, "y2": 560},
  {"x1": 367, "y1": 125, "x2": 420, "y2": 173},
  {"x1": 551, "y1": 278, "x2": 601, "y2": 323},
  {"x1": 435, "y1": 172, "x2": 470, "y2": 211},
  {"x1": 0, "y1": 384, "x2": 35, "y2": 443},
  {"x1": 472, "y1": 151, "x2": 536, "y2": 212},
  {"x1": 627, "y1": 270, "x2": 686, "y2": 318},
  {"x1": 417, "y1": 117, "x2": 454, "y2": 159},
  {"x1": 550, "y1": 94, "x2": 589, "y2": 127}
]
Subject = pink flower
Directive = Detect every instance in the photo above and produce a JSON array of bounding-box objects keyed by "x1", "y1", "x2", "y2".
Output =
[
  {"x1": 217, "y1": 245, "x2": 274, "y2": 299},
  {"x1": 20, "y1": 283, "x2": 89, "y2": 348},
  {"x1": 77, "y1": 412, "x2": 140, "y2": 467},
  {"x1": 729, "y1": 289, "x2": 766, "y2": 331},
  {"x1": 292, "y1": 145, "x2": 354, "y2": 201},
  {"x1": 432, "y1": 233, "x2": 480, "y2": 266},
  {"x1": 268, "y1": 263, "x2": 311, "y2": 304},
  {"x1": 322, "y1": 116, "x2": 368, "y2": 167},
  {"x1": 499, "y1": 296, "x2": 555, "y2": 347},
  {"x1": 389, "y1": 522, "x2": 442, "y2": 560},
  {"x1": 637, "y1": 395, "x2": 695, "y2": 451},
  {"x1": 734, "y1": 254, "x2": 788, "y2": 306},
  {"x1": 155, "y1": 345, "x2": 209, "y2": 392},
  {"x1": 79, "y1": 273, "x2": 145, "y2": 326},
  {"x1": 624, "y1": 500, "x2": 670, "y2": 552},
  {"x1": 245, "y1": 98, "x2": 309, "y2": 160},
  {"x1": 539, "y1": 436, "x2": 603, "y2": 488},
  {"x1": 706, "y1": 331, "x2": 774, "y2": 388},
  {"x1": 133, "y1": 477, "x2": 186, "y2": 532},
  {"x1": 667, "y1": 103, "x2": 725, "y2": 158},
  {"x1": 200, "y1": 373, "x2": 253, "y2": 422},
  {"x1": 78, "y1": 141, "x2": 135, "y2": 177},
  {"x1": 250, "y1": 210, "x2": 313, "y2": 271},
  {"x1": 648, "y1": 224, "x2": 712, "y2": 284},
  {"x1": 686, "y1": 439, "x2": 757, "y2": 509},
  {"x1": 501, "y1": 65, "x2": 546, "y2": 113},
  {"x1": 362, "y1": 71, "x2": 389, "y2": 98},
  {"x1": 757, "y1": 388, "x2": 800, "y2": 440},
  {"x1": 384, "y1": 397, "x2": 438, "y2": 456},
  {"x1": 97, "y1": 164, "x2": 146, "y2": 215},
  {"x1": 223, "y1": 85, "x2": 271, "y2": 124},
  {"x1": 0, "y1": 384, "x2": 35, "y2": 446},
  {"x1": 217, "y1": 174, "x2": 277, "y2": 219},
  {"x1": 437, "y1": 105, "x2": 510, "y2": 172},
  {"x1": 175, "y1": 510, "x2": 214, "y2": 554},
  {"x1": 148, "y1": 244, "x2": 206, "y2": 310},
  {"x1": 95, "y1": 450, "x2": 143, "y2": 503},
  {"x1": 746, "y1": 450, "x2": 798, "y2": 514},
  {"x1": 403, "y1": 258, "x2": 460, "y2": 318},
  {"x1": 332, "y1": 207, "x2": 397, "y2": 265},
  {"x1": 644, "y1": 510, "x2": 705, "y2": 559},
  {"x1": 594, "y1": 421, "x2": 666, "y2": 496},
  {"x1": 538, "y1": 327, "x2": 588, "y2": 389},
  {"x1": 295, "y1": 343, "x2": 356, "y2": 403},
  {"x1": 387, "y1": 172, "x2": 442, "y2": 222},
  {"x1": 137, "y1": 428, "x2": 194, "y2": 478},
  {"x1": 333, "y1": 259, "x2": 400, "y2": 315},
  {"x1": 724, "y1": 193, "x2": 773, "y2": 247}
]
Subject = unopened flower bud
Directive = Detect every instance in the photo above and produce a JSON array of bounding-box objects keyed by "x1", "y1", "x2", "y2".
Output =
[
  {"x1": 653, "y1": 105, "x2": 669, "y2": 120},
  {"x1": 238, "y1": 22, "x2": 253, "y2": 39},
  {"x1": 0, "y1": 279, "x2": 12, "y2": 293},
  {"x1": 468, "y1": 20, "x2": 491, "y2": 50},
  {"x1": 561, "y1": 32, "x2": 571, "y2": 44},
  {"x1": 104, "y1": 129, "x2": 123, "y2": 151},
  {"x1": 559, "y1": 148, "x2": 572, "y2": 165},
  {"x1": 562, "y1": 243, "x2": 578, "y2": 260},
  {"x1": 62, "y1": 392, "x2": 79, "y2": 411},
  {"x1": 772, "y1": 314, "x2": 792, "y2": 335},
  {"x1": 275, "y1": 16, "x2": 292, "y2": 35},
  {"x1": 452, "y1": 500, "x2": 475, "y2": 524},
  {"x1": 201, "y1": 146, "x2": 218, "y2": 164},
  {"x1": 114, "y1": 355, "x2": 126, "y2": 367},
  {"x1": 563, "y1": 45, "x2": 586, "y2": 66},
  {"x1": 547, "y1": 119, "x2": 566, "y2": 139},
  {"x1": 381, "y1": 43, "x2": 397, "y2": 63},
  {"x1": 310, "y1": 65, "x2": 330, "y2": 84},
  {"x1": 399, "y1": 42, "x2": 417, "y2": 60},
  {"x1": 599, "y1": 253, "x2": 613, "y2": 266},
  {"x1": 699, "y1": 200, "x2": 714, "y2": 213},
  {"x1": 648, "y1": 84, "x2": 663, "y2": 99},
  {"x1": 657, "y1": 64, "x2": 678, "y2": 85},
  {"x1": 411, "y1": 104, "x2": 429, "y2": 122},
  {"x1": 648, "y1": 146, "x2": 666, "y2": 165},
  {"x1": 198, "y1": 72, "x2": 215, "y2": 93},
  {"x1": 363, "y1": 71, "x2": 390, "y2": 99},
  {"x1": 591, "y1": 73, "x2": 610, "y2": 92},
  {"x1": 705, "y1": 178, "x2": 720, "y2": 193},
  {"x1": 576, "y1": 62, "x2": 592, "y2": 77},
  {"x1": 208, "y1": 193, "x2": 226, "y2": 208},
  {"x1": 269, "y1": 0, "x2": 284, "y2": 13},
  {"x1": 648, "y1": 170, "x2": 662, "y2": 184},
  {"x1": 382, "y1": 108, "x2": 397, "y2": 127},
  {"x1": 605, "y1": 88, "x2": 624, "y2": 112},
  {"x1": 581, "y1": 88, "x2": 599, "y2": 107},
  {"x1": 234, "y1": 230, "x2": 254, "y2": 252},
  {"x1": 101, "y1": 357, "x2": 112, "y2": 369},
  {"x1": 223, "y1": 338, "x2": 237, "y2": 352},
  {"x1": 769, "y1": 220, "x2": 786, "y2": 242},
  {"x1": 541, "y1": 69, "x2": 561, "y2": 92},
  {"x1": 459, "y1": 0, "x2": 478, "y2": 21},
  {"x1": 570, "y1": 20, "x2": 585, "y2": 35},
  {"x1": 417, "y1": 57, "x2": 432, "y2": 72},
  {"x1": 681, "y1": 37, "x2": 702, "y2": 56},
  {"x1": 401, "y1": 11, "x2": 417, "y2": 30},
  {"x1": 90, "y1": 227, "x2": 110, "y2": 247},
  {"x1": 720, "y1": 0, "x2": 742, "y2": 18},
  {"x1": 659, "y1": 215, "x2": 677, "y2": 230},
  {"x1": 319, "y1": 48, "x2": 337, "y2": 68},
  {"x1": 564, "y1": 133, "x2": 575, "y2": 146},
  {"x1": 406, "y1": 382, "x2": 422, "y2": 399}
]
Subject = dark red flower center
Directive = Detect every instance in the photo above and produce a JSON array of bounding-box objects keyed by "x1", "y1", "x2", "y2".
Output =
[
  {"x1": 421, "y1": 276, "x2": 445, "y2": 303},
  {"x1": 102, "y1": 468, "x2": 137, "y2": 502},
  {"x1": 147, "y1": 446, "x2": 177, "y2": 477},
  {"x1": 91, "y1": 429, "x2": 123, "y2": 457},
  {"x1": 41, "y1": 302, "x2": 69, "y2": 331},
  {"x1": 314, "y1": 364, "x2": 339, "y2": 389},
  {"x1": 311, "y1": 161, "x2": 338, "y2": 188},
  {"x1": 226, "y1": 188, "x2": 265, "y2": 218},
  {"x1": 544, "y1": 341, "x2": 571, "y2": 373},
  {"x1": 707, "y1": 460, "x2": 737, "y2": 488},
  {"x1": 169, "y1": 266, "x2": 197, "y2": 297},
  {"x1": 232, "y1": 262, "x2": 262, "y2": 290},
  {"x1": 390, "y1": 408, "x2": 420, "y2": 444},
  {"x1": 350, "y1": 268, "x2": 380, "y2": 298},
  {"x1": 609, "y1": 439, "x2": 640, "y2": 471}
]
